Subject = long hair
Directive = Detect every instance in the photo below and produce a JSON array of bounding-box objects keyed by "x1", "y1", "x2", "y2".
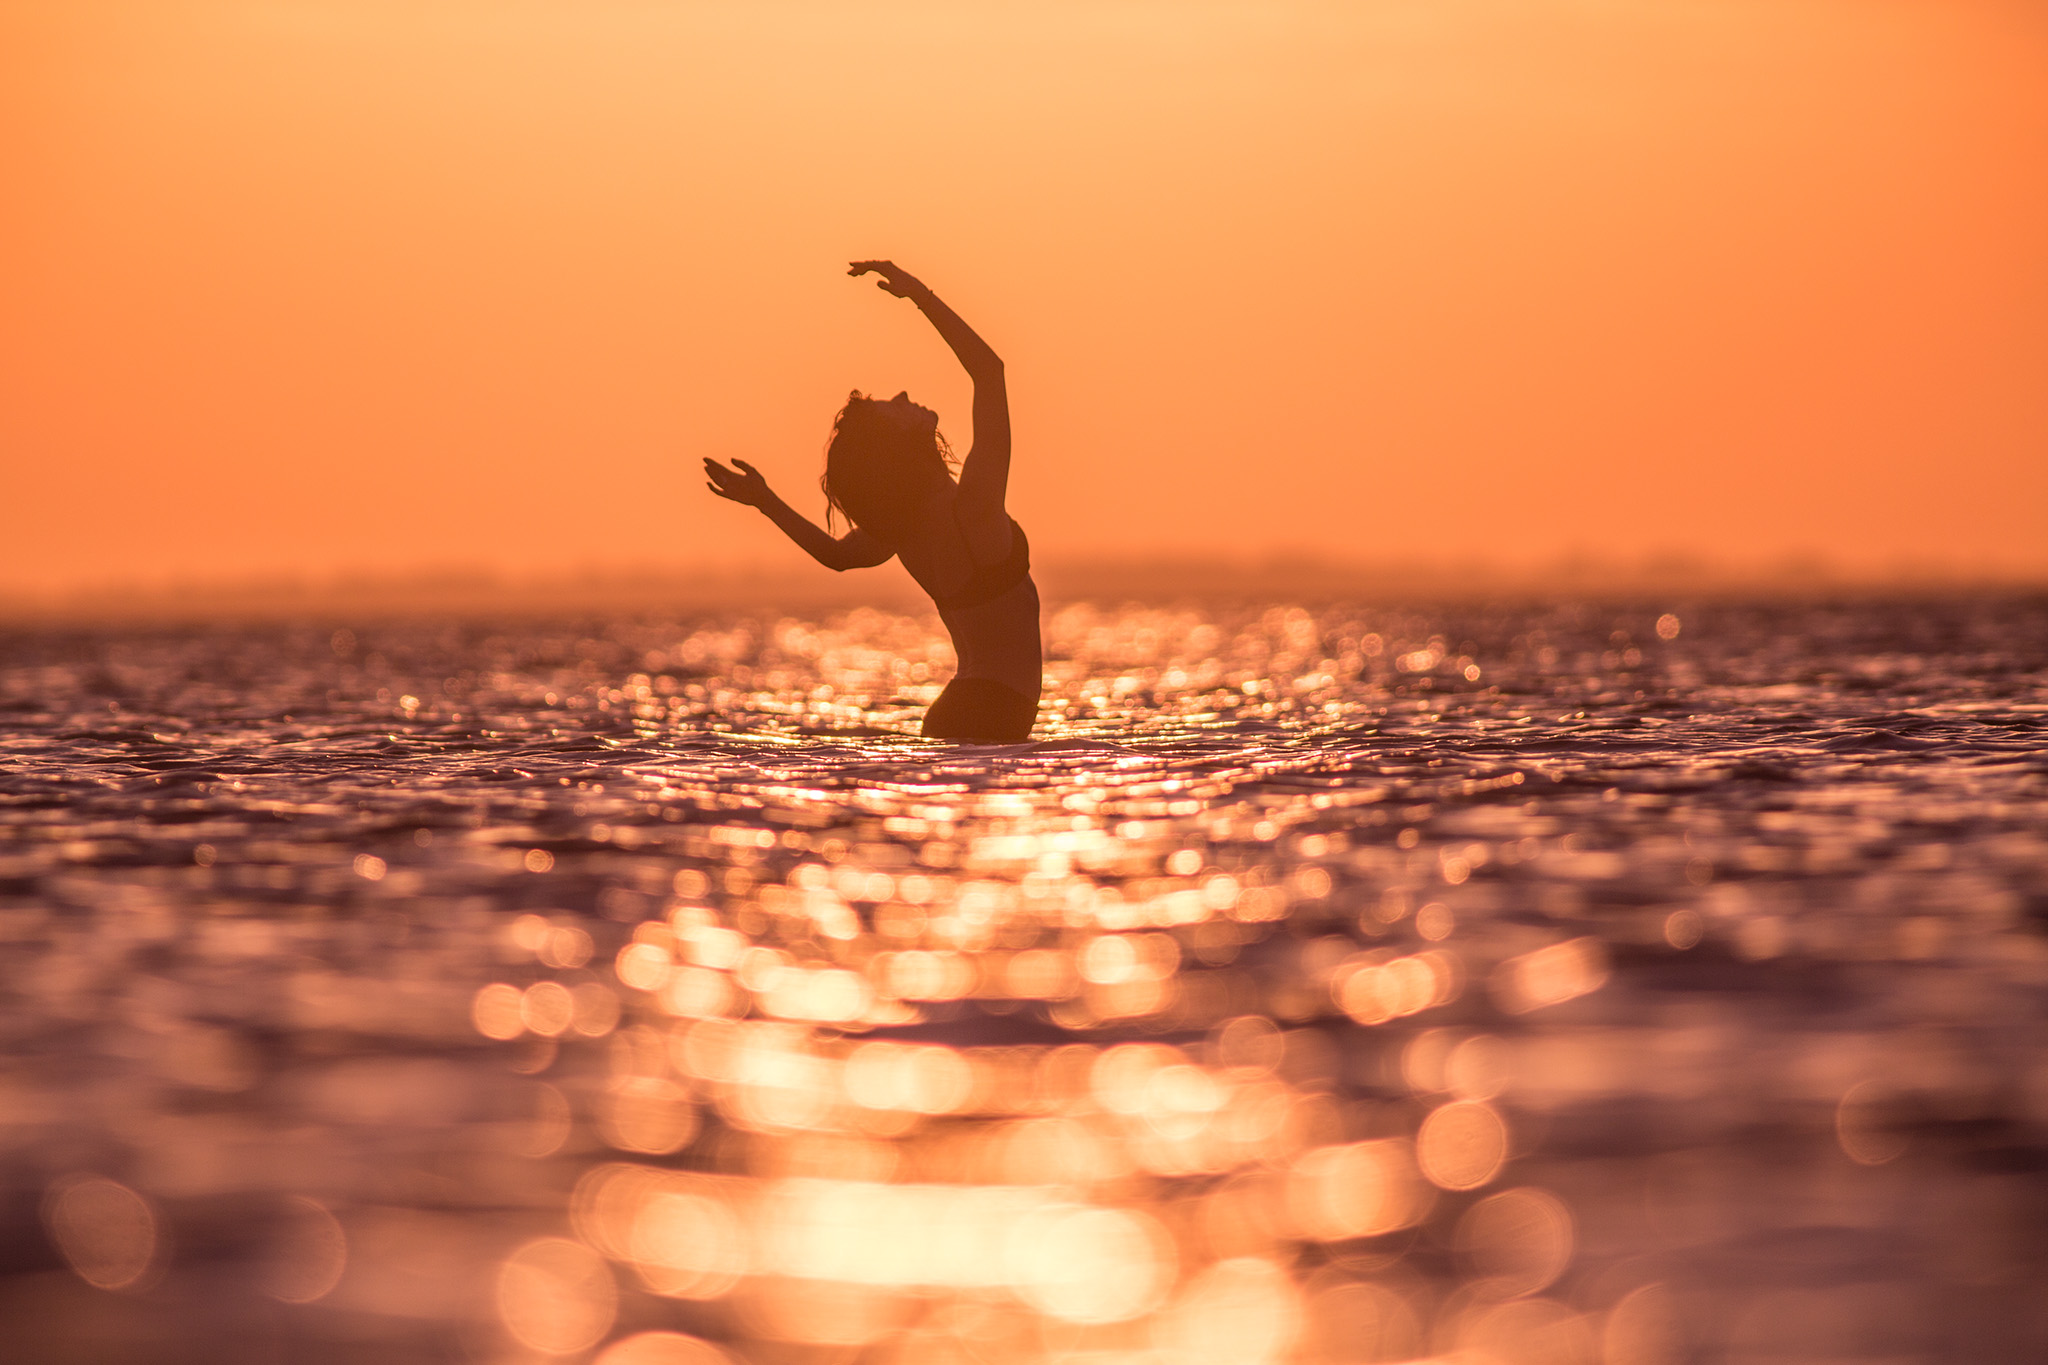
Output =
[{"x1": 820, "y1": 390, "x2": 958, "y2": 538}]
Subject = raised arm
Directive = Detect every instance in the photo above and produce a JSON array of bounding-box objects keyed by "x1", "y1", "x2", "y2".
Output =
[
  {"x1": 849, "y1": 261, "x2": 1013, "y2": 535},
  {"x1": 704, "y1": 458, "x2": 893, "y2": 572}
]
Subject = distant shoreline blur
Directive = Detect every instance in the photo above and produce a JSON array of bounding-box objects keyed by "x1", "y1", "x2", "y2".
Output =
[{"x1": 3, "y1": 555, "x2": 2044, "y2": 624}]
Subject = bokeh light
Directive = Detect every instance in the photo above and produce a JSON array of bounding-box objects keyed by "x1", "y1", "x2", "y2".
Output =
[
  {"x1": 258, "y1": 1197, "x2": 348, "y2": 1304},
  {"x1": 498, "y1": 1237, "x2": 618, "y2": 1355},
  {"x1": 43, "y1": 1176, "x2": 161, "y2": 1291},
  {"x1": 1417, "y1": 1102, "x2": 1509, "y2": 1192}
]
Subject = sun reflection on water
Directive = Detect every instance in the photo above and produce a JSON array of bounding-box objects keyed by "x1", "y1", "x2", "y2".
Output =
[{"x1": 1, "y1": 597, "x2": 2045, "y2": 1360}]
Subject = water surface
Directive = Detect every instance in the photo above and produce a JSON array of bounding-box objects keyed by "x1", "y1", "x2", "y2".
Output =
[{"x1": 2, "y1": 595, "x2": 2045, "y2": 1364}]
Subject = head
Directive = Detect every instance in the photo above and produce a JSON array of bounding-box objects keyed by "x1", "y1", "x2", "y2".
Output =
[{"x1": 821, "y1": 390, "x2": 956, "y2": 538}]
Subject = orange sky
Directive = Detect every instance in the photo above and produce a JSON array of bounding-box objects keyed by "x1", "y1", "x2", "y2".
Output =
[{"x1": 4, "y1": 0, "x2": 2045, "y2": 594}]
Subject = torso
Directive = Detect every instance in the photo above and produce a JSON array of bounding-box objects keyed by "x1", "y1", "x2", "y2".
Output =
[
  {"x1": 889, "y1": 489, "x2": 1043, "y2": 699},
  {"x1": 937, "y1": 577, "x2": 1042, "y2": 698}
]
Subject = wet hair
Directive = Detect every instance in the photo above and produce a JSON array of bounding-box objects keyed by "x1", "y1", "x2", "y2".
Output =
[{"x1": 820, "y1": 390, "x2": 957, "y2": 539}]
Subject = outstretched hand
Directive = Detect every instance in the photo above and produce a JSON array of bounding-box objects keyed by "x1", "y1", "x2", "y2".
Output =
[
  {"x1": 849, "y1": 259, "x2": 928, "y2": 299},
  {"x1": 704, "y1": 457, "x2": 773, "y2": 508}
]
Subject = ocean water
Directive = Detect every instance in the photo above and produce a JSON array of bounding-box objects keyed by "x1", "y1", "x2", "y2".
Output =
[{"x1": 1, "y1": 594, "x2": 2045, "y2": 1365}]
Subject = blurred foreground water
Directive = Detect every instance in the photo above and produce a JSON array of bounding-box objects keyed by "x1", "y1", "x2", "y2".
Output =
[{"x1": 1, "y1": 595, "x2": 2045, "y2": 1364}]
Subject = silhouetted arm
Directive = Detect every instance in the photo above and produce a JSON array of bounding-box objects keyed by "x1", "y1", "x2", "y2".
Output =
[
  {"x1": 849, "y1": 261, "x2": 1013, "y2": 546},
  {"x1": 704, "y1": 458, "x2": 894, "y2": 571}
]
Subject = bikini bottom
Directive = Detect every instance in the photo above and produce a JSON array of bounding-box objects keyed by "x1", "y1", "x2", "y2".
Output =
[{"x1": 921, "y1": 676, "x2": 1038, "y2": 744}]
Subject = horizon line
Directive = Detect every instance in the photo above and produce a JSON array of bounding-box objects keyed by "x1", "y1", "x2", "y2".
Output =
[{"x1": 4, "y1": 553, "x2": 2045, "y2": 625}]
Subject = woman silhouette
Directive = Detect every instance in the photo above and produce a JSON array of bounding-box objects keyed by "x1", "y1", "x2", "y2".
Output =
[{"x1": 704, "y1": 261, "x2": 1040, "y2": 743}]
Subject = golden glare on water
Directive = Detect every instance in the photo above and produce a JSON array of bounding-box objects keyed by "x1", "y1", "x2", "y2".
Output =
[
  {"x1": 1287, "y1": 1141, "x2": 1432, "y2": 1242},
  {"x1": 258, "y1": 1197, "x2": 348, "y2": 1305},
  {"x1": 498, "y1": 1237, "x2": 619, "y2": 1355},
  {"x1": 1156, "y1": 1257, "x2": 1303, "y2": 1365},
  {"x1": 596, "y1": 1333, "x2": 739, "y2": 1365},
  {"x1": 1417, "y1": 1101, "x2": 1510, "y2": 1192},
  {"x1": 458, "y1": 667, "x2": 1611, "y2": 1359},
  {"x1": 5, "y1": 596, "x2": 2047, "y2": 1358},
  {"x1": 1835, "y1": 1081, "x2": 1911, "y2": 1167},
  {"x1": 485, "y1": 781, "x2": 1565, "y2": 1365},
  {"x1": 1457, "y1": 1188, "x2": 1575, "y2": 1300},
  {"x1": 1490, "y1": 938, "x2": 1610, "y2": 1015},
  {"x1": 1601, "y1": 1283, "x2": 1685, "y2": 1365},
  {"x1": 43, "y1": 1176, "x2": 162, "y2": 1292}
]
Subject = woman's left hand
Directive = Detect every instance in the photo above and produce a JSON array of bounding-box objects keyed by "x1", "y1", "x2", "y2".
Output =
[{"x1": 849, "y1": 260, "x2": 928, "y2": 299}]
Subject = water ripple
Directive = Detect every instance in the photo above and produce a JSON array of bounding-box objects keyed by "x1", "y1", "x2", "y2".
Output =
[{"x1": 0, "y1": 596, "x2": 2044, "y2": 1361}]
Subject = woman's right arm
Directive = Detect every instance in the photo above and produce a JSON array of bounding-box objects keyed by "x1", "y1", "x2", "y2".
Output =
[
  {"x1": 704, "y1": 458, "x2": 893, "y2": 571},
  {"x1": 851, "y1": 261, "x2": 1004, "y2": 380},
  {"x1": 848, "y1": 260, "x2": 1013, "y2": 538}
]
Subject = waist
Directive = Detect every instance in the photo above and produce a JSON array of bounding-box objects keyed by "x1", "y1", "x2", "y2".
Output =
[{"x1": 938, "y1": 575, "x2": 1042, "y2": 695}]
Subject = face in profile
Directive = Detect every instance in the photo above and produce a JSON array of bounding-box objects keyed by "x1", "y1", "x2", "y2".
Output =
[
  {"x1": 862, "y1": 391, "x2": 938, "y2": 440},
  {"x1": 824, "y1": 391, "x2": 952, "y2": 536}
]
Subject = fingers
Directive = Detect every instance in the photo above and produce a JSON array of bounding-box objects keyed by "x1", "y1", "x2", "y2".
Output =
[
  {"x1": 705, "y1": 457, "x2": 764, "y2": 505},
  {"x1": 850, "y1": 259, "x2": 907, "y2": 290},
  {"x1": 849, "y1": 260, "x2": 922, "y2": 301}
]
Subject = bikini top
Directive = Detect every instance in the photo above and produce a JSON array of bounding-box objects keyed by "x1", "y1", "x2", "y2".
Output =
[{"x1": 933, "y1": 516, "x2": 1031, "y2": 612}]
